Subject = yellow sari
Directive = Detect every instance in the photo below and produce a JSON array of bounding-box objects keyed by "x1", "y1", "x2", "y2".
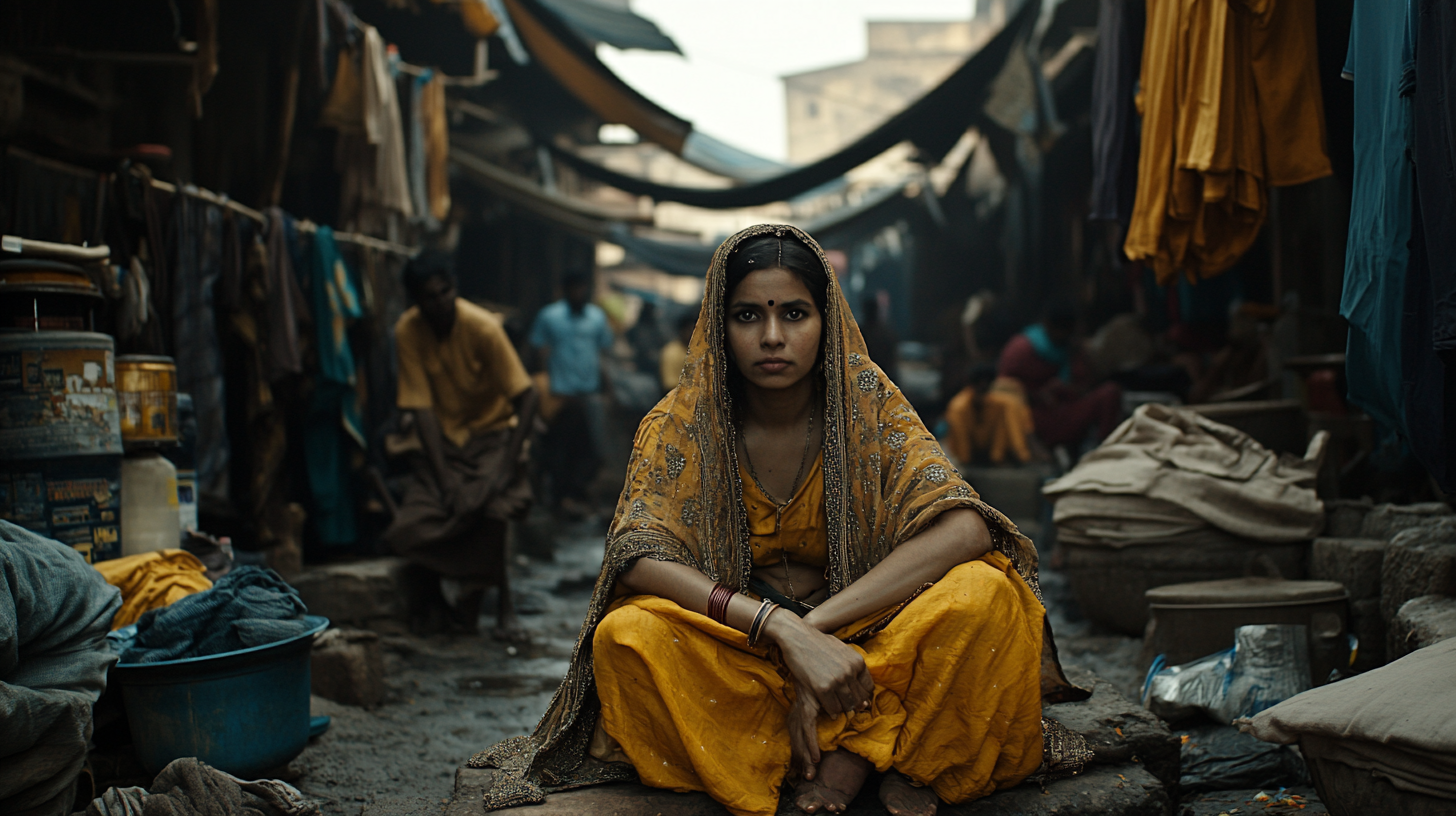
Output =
[{"x1": 470, "y1": 224, "x2": 1090, "y2": 812}]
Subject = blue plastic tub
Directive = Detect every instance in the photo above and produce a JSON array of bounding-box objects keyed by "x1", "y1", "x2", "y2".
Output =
[{"x1": 111, "y1": 615, "x2": 329, "y2": 777}]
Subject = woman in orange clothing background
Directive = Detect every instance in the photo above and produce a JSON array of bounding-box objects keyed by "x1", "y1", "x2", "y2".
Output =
[{"x1": 470, "y1": 225, "x2": 1090, "y2": 816}]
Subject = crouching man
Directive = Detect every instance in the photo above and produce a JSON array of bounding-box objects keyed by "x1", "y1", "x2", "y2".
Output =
[{"x1": 383, "y1": 252, "x2": 537, "y2": 640}]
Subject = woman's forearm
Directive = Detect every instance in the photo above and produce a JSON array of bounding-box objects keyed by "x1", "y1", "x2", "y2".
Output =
[
  {"x1": 802, "y1": 508, "x2": 992, "y2": 634},
  {"x1": 617, "y1": 558, "x2": 768, "y2": 634}
]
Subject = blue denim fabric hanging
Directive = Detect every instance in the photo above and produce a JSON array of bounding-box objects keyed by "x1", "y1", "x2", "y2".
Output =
[{"x1": 303, "y1": 226, "x2": 365, "y2": 546}]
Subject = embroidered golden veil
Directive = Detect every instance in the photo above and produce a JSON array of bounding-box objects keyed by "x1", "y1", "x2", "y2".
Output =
[{"x1": 470, "y1": 224, "x2": 1087, "y2": 808}]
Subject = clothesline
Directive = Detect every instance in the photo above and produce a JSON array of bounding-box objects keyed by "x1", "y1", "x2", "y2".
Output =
[{"x1": 146, "y1": 176, "x2": 419, "y2": 258}]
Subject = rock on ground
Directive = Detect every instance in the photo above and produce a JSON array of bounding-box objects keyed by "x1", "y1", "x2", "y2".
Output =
[
  {"x1": 1393, "y1": 594, "x2": 1456, "y2": 656},
  {"x1": 312, "y1": 628, "x2": 387, "y2": 708}
]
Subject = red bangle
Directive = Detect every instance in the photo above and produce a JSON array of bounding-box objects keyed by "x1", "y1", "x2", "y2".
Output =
[{"x1": 707, "y1": 583, "x2": 734, "y2": 624}]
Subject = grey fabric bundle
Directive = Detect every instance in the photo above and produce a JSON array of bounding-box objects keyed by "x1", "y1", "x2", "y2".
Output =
[
  {"x1": 85, "y1": 757, "x2": 319, "y2": 816},
  {"x1": 0, "y1": 521, "x2": 122, "y2": 816}
]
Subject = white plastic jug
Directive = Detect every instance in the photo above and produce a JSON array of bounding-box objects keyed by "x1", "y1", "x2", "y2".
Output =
[{"x1": 121, "y1": 450, "x2": 181, "y2": 556}]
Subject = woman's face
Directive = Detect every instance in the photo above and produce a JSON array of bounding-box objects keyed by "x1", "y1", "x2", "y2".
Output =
[{"x1": 725, "y1": 266, "x2": 823, "y2": 392}]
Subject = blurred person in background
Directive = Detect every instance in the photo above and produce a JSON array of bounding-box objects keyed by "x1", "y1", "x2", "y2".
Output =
[
  {"x1": 383, "y1": 252, "x2": 537, "y2": 639},
  {"x1": 998, "y1": 298, "x2": 1123, "y2": 451},
  {"x1": 529, "y1": 269, "x2": 614, "y2": 518},
  {"x1": 658, "y1": 309, "x2": 698, "y2": 392}
]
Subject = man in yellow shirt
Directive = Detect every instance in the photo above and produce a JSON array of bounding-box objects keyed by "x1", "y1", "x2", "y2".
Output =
[{"x1": 382, "y1": 252, "x2": 537, "y2": 640}]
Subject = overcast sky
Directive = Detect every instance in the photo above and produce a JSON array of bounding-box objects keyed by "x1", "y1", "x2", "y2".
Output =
[{"x1": 597, "y1": 1, "x2": 979, "y2": 162}]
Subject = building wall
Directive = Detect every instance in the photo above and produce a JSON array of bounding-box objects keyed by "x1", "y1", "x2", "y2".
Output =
[{"x1": 782, "y1": 5, "x2": 1004, "y2": 164}]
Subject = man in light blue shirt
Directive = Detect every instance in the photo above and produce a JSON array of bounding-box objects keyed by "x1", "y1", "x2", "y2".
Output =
[{"x1": 529, "y1": 272, "x2": 614, "y2": 516}]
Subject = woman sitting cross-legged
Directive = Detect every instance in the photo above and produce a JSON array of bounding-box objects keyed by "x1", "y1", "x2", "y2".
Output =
[{"x1": 470, "y1": 225, "x2": 1091, "y2": 816}]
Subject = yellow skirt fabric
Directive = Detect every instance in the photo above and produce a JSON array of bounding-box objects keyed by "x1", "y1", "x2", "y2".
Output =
[{"x1": 592, "y1": 551, "x2": 1046, "y2": 816}]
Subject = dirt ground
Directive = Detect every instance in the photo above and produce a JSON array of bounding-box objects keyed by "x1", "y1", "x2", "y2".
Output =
[{"x1": 290, "y1": 519, "x2": 605, "y2": 815}]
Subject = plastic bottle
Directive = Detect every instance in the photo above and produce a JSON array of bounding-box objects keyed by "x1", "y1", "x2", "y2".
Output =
[{"x1": 121, "y1": 450, "x2": 181, "y2": 556}]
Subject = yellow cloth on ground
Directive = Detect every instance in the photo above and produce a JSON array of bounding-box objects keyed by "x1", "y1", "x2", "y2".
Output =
[
  {"x1": 395, "y1": 298, "x2": 533, "y2": 447},
  {"x1": 593, "y1": 551, "x2": 1046, "y2": 816},
  {"x1": 1124, "y1": 0, "x2": 1331, "y2": 284},
  {"x1": 944, "y1": 377, "x2": 1035, "y2": 465},
  {"x1": 94, "y1": 550, "x2": 212, "y2": 630}
]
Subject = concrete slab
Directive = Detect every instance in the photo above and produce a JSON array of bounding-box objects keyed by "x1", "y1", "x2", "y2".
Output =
[
  {"x1": 1048, "y1": 666, "x2": 1182, "y2": 794},
  {"x1": 447, "y1": 764, "x2": 1168, "y2": 816},
  {"x1": 293, "y1": 558, "x2": 409, "y2": 627}
]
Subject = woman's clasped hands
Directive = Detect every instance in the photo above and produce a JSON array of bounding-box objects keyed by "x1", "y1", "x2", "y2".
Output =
[{"x1": 763, "y1": 611, "x2": 875, "y2": 781}]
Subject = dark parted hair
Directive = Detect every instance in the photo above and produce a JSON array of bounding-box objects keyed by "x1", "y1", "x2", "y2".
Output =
[
  {"x1": 724, "y1": 233, "x2": 830, "y2": 317},
  {"x1": 402, "y1": 250, "x2": 456, "y2": 300}
]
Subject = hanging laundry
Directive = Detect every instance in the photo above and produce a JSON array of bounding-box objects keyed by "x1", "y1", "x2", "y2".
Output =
[
  {"x1": 1088, "y1": 0, "x2": 1145, "y2": 226},
  {"x1": 325, "y1": 25, "x2": 414, "y2": 236},
  {"x1": 302, "y1": 227, "x2": 365, "y2": 547},
  {"x1": 1125, "y1": 0, "x2": 1332, "y2": 283},
  {"x1": 262, "y1": 207, "x2": 308, "y2": 382},
  {"x1": 169, "y1": 195, "x2": 230, "y2": 510},
  {"x1": 421, "y1": 71, "x2": 452, "y2": 223},
  {"x1": 401, "y1": 69, "x2": 438, "y2": 231},
  {"x1": 1404, "y1": 0, "x2": 1455, "y2": 491},
  {"x1": 224, "y1": 221, "x2": 291, "y2": 550},
  {"x1": 1340, "y1": 0, "x2": 1413, "y2": 450}
]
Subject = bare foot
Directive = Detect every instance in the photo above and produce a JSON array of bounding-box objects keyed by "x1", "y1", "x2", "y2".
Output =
[
  {"x1": 879, "y1": 772, "x2": 938, "y2": 816},
  {"x1": 796, "y1": 750, "x2": 871, "y2": 814}
]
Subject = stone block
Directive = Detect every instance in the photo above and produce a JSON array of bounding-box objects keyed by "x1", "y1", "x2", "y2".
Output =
[
  {"x1": 1392, "y1": 595, "x2": 1456, "y2": 658},
  {"x1": 447, "y1": 765, "x2": 1168, "y2": 816},
  {"x1": 1310, "y1": 538, "x2": 1386, "y2": 600},
  {"x1": 1381, "y1": 523, "x2": 1456, "y2": 659},
  {"x1": 1350, "y1": 597, "x2": 1386, "y2": 672},
  {"x1": 1379, "y1": 522, "x2": 1456, "y2": 623},
  {"x1": 1047, "y1": 666, "x2": 1182, "y2": 796},
  {"x1": 1359, "y1": 502, "x2": 1453, "y2": 541},
  {"x1": 1322, "y1": 499, "x2": 1372, "y2": 539},
  {"x1": 292, "y1": 557, "x2": 408, "y2": 626},
  {"x1": 311, "y1": 628, "x2": 386, "y2": 708}
]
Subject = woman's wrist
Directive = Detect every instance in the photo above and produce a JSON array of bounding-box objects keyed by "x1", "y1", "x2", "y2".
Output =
[{"x1": 762, "y1": 605, "x2": 809, "y2": 650}]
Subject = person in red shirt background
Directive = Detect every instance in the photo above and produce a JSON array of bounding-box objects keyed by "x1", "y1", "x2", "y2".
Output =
[{"x1": 998, "y1": 299, "x2": 1123, "y2": 449}]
